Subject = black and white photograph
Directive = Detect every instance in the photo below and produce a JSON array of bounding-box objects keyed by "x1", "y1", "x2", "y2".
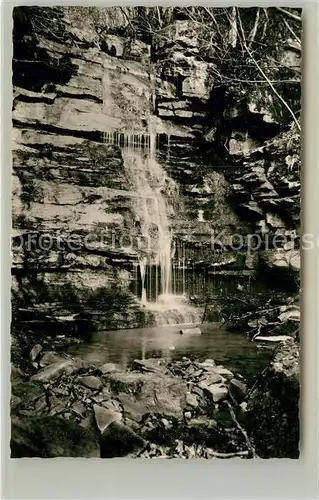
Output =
[{"x1": 11, "y1": 6, "x2": 301, "y2": 460}]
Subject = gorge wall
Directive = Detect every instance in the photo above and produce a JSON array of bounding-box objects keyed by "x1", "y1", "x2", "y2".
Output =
[{"x1": 11, "y1": 8, "x2": 301, "y2": 333}]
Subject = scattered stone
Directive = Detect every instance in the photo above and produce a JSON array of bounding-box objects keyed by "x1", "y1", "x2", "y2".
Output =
[
  {"x1": 184, "y1": 365, "x2": 196, "y2": 377},
  {"x1": 229, "y1": 378, "x2": 247, "y2": 404},
  {"x1": 191, "y1": 369, "x2": 204, "y2": 379},
  {"x1": 204, "y1": 384, "x2": 228, "y2": 403},
  {"x1": 186, "y1": 393, "x2": 199, "y2": 408},
  {"x1": 138, "y1": 376, "x2": 187, "y2": 418},
  {"x1": 34, "y1": 394, "x2": 48, "y2": 413},
  {"x1": 101, "y1": 399, "x2": 121, "y2": 412},
  {"x1": 198, "y1": 373, "x2": 223, "y2": 388},
  {"x1": 161, "y1": 418, "x2": 171, "y2": 430},
  {"x1": 247, "y1": 340, "x2": 299, "y2": 458},
  {"x1": 213, "y1": 366, "x2": 234, "y2": 380},
  {"x1": 92, "y1": 387, "x2": 111, "y2": 404},
  {"x1": 30, "y1": 360, "x2": 82, "y2": 383},
  {"x1": 240, "y1": 402, "x2": 248, "y2": 412},
  {"x1": 103, "y1": 371, "x2": 148, "y2": 394},
  {"x1": 30, "y1": 344, "x2": 43, "y2": 362},
  {"x1": 184, "y1": 411, "x2": 192, "y2": 419},
  {"x1": 79, "y1": 414, "x2": 93, "y2": 429},
  {"x1": 201, "y1": 359, "x2": 216, "y2": 368},
  {"x1": 39, "y1": 351, "x2": 67, "y2": 367},
  {"x1": 192, "y1": 386, "x2": 204, "y2": 398},
  {"x1": 93, "y1": 404, "x2": 122, "y2": 434},
  {"x1": 133, "y1": 358, "x2": 164, "y2": 373},
  {"x1": 99, "y1": 362, "x2": 121, "y2": 374},
  {"x1": 278, "y1": 307, "x2": 300, "y2": 323},
  {"x1": 72, "y1": 401, "x2": 86, "y2": 417},
  {"x1": 48, "y1": 395, "x2": 68, "y2": 417},
  {"x1": 78, "y1": 375, "x2": 102, "y2": 391},
  {"x1": 183, "y1": 444, "x2": 196, "y2": 458},
  {"x1": 117, "y1": 393, "x2": 148, "y2": 423}
]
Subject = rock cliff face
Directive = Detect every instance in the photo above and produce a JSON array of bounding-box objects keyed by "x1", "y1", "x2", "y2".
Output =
[
  {"x1": 246, "y1": 340, "x2": 299, "y2": 458},
  {"x1": 12, "y1": 8, "x2": 301, "y2": 332}
]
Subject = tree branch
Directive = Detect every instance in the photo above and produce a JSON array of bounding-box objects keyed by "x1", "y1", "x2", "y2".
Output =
[
  {"x1": 236, "y1": 9, "x2": 301, "y2": 131},
  {"x1": 225, "y1": 401, "x2": 259, "y2": 458},
  {"x1": 282, "y1": 18, "x2": 301, "y2": 47},
  {"x1": 248, "y1": 8, "x2": 260, "y2": 49},
  {"x1": 276, "y1": 7, "x2": 302, "y2": 22}
]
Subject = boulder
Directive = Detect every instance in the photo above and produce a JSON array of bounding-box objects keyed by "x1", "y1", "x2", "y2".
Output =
[
  {"x1": 100, "y1": 421, "x2": 146, "y2": 458},
  {"x1": 278, "y1": 305, "x2": 300, "y2": 323},
  {"x1": 246, "y1": 340, "x2": 300, "y2": 458},
  {"x1": 117, "y1": 393, "x2": 150, "y2": 423},
  {"x1": 142, "y1": 379, "x2": 187, "y2": 417},
  {"x1": 39, "y1": 351, "x2": 68, "y2": 367},
  {"x1": 186, "y1": 393, "x2": 199, "y2": 409},
  {"x1": 204, "y1": 384, "x2": 228, "y2": 403},
  {"x1": 99, "y1": 362, "x2": 122, "y2": 374},
  {"x1": 103, "y1": 371, "x2": 149, "y2": 394},
  {"x1": 259, "y1": 250, "x2": 300, "y2": 273},
  {"x1": 133, "y1": 358, "x2": 165, "y2": 373},
  {"x1": 198, "y1": 373, "x2": 223, "y2": 388},
  {"x1": 29, "y1": 344, "x2": 43, "y2": 362},
  {"x1": 11, "y1": 415, "x2": 100, "y2": 458},
  {"x1": 213, "y1": 366, "x2": 234, "y2": 380},
  {"x1": 200, "y1": 359, "x2": 216, "y2": 368},
  {"x1": 71, "y1": 401, "x2": 86, "y2": 417},
  {"x1": 30, "y1": 359, "x2": 82, "y2": 383},
  {"x1": 77, "y1": 375, "x2": 102, "y2": 391},
  {"x1": 93, "y1": 404, "x2": 122, "y2": 434},
  {"x1": 229, "y1": 378, "x2": 247, "y2": 404},
  {"x1": 92, "y1": 387, "x2": 112, "y2": 404}
]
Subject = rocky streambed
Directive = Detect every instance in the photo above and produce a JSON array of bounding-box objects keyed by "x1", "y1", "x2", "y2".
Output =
[{"x1": 11, "y1": 334, "x2": 299, "y2": 459}]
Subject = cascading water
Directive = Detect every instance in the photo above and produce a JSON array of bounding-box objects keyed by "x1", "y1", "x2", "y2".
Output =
[
  {"x1": 102, "y1": 65, "x2": 201, "y2": 325},
  {"x1": 103, "y1": 128, "x2": 174, "y2": 301}
]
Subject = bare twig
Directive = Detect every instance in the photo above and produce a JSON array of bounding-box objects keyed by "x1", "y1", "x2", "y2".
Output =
[
  {"x1": 156, "y1": 6, "x2": 163, "y2": 28},
  {"x1": 276, "y1": 7, "x2": 302, "y2": 23},
  {"x1": 236, "y1": 8, "x2": 301, "y2": 131},
  {"x1": 248, "y1": 8, "x2": 260, "y2": 49},
  {"x1": 282, "y1": 18, "x2": 301, "y2": 46},
  {"x1": 261, "y1": 9, "x2": 269, "y2": 40},
  {"x1": 225, "y1": 401, "x2": 259, "y2": 458},
  {"x1": 229, "y1": 6, "x2": 237, "y2": 48}
]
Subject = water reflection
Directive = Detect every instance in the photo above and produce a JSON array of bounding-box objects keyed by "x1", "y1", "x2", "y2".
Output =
[{"x1": 67, "y1": 323, "x2": 273, "y2": 381}]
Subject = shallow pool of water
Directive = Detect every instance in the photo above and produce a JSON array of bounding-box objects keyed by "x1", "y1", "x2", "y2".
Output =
[{"x1": 67, "y1": 323, "x2": 274, "y2": 381}]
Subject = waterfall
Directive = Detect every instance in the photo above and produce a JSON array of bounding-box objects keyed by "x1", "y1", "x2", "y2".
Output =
[
  {"x1": 103, "y1": 129, "x2": 174, "y2": 302},
  {"x1": 102, "y1": 65, "x2": 201, "y2": 325}
]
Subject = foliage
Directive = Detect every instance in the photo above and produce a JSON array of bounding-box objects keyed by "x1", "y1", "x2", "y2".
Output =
[{"x1": 119, "y1": 7, "x2": 301, "y2": 127}]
